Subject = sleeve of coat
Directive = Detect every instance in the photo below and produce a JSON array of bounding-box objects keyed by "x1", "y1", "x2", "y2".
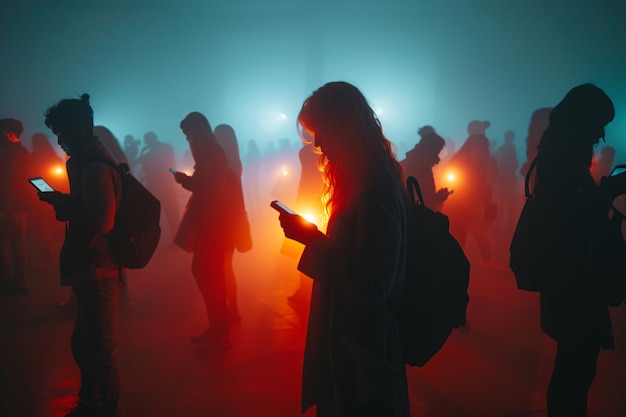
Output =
[{"x1": 298, "y1": 194, "x2": 405, "y2": 306}]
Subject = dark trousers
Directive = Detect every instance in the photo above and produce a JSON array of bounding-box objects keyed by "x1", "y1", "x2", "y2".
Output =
[
  {"x1": 192, "y1": 245, "x2": 229, "y2": 335},
  {"x1": 72, "y1": 278, "x2": 122, "y2": 415},
  {"x1": 547, "y1": 337, "x2": 600, "y2": 417}
]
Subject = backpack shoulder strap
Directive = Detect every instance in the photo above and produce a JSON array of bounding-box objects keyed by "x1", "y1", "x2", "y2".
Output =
[
  {"x1": 407, "y1": 176, "x2": 424, "y2": 207},
  {"x1": 525, "y1": 153, "x2": 540, "y2": 199}
]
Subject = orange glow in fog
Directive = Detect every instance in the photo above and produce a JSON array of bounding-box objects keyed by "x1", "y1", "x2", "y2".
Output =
[{"x1": 51, "y1": 165, "x2": 65, "y2": 176}]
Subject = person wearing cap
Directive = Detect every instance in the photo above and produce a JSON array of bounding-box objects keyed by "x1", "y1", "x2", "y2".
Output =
[
  {"x1": 400, "y1": 125, "x2": 452, "y2": 211},
  {"x1": 0, "y1": 118, "x2": 30, "y2": 294}
]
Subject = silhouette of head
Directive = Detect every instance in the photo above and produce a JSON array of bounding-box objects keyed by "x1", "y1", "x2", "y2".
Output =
[
  {"x1": 297, "y1": 81, "x2": 402, "y2": 211},
  {"x1": 297, "y1": 81, "x2": 396, "y2": 171},
  {"x1": 417, "y1": 126, "x2": 445, "y2": 154},
  {"x1": 44, "y1": 93, "x2": 95, "y2": 155},
  {"x1": 467, "y1": 120, "x2": 490, "y2": 136},
  {"x1": 180, "y1": 112, "x2": 212, "y2": 138},
  {"x1": 548, "y1": 83, "x2": 614, "y2": 145},
  {"x1": 505, "y1": 131, "x2": 515, "y2": 143},
  {"x1": 0, "y1": 118, "x2": 24, "y2": 141},
  {"x1": 144, "y1": 131, "x2": 158, "y2": 146},
  {"x1": 180, "y1": 112, "x2": 219, "y2": 162}
]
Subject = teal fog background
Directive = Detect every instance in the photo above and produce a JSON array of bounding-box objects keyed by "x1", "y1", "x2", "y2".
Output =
[{"x1": 2, "y1": 0, "x2": 625, "y2": 163}]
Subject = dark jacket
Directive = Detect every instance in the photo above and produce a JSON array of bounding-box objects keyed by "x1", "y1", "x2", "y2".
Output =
[
  {"x1": 175, "y1": 141, "x2": 236, "y2": 253},
  {"x1": 297, "y1": 175, "x2": 409, "y2": 416},
  {"x1": 54, "y1": 139, "x2": 121, "y2": 285},
  {"x1": 536, "y1": 149, "x2": 615, "y2": 349}
]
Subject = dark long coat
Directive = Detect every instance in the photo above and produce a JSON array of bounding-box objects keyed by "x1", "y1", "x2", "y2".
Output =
[{"x1": 297, "y1": 175, "x2": 410, "y2": 417}]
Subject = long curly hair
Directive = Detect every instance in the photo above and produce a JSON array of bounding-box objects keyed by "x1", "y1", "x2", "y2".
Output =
[{"x1": 296, "y1": 82, "x2": 403, "y2": 215}]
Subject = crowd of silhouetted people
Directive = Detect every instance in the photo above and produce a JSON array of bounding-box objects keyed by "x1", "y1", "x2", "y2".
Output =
[{"x1": 1, "y1": 81, "x2": 624, "y2": 417}]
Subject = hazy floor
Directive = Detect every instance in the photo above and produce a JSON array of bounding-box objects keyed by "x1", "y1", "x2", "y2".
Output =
[{"x1": 1, "y1": 215, "x2": 626, "y2": 417}]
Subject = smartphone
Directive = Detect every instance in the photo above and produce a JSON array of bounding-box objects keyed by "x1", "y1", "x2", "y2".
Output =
[
  {"x1": 169, "y1": 167, "x2": 178, "y2": 174},
  {"x1": 28, "y1": 177, "x2": 55, "y2": 193},
  {"x1": 610, "y1": 165, "x2": 626, "y2": 177},
  {"x1": 270, "y1": 200, "x2": 297, "y2": 215}
]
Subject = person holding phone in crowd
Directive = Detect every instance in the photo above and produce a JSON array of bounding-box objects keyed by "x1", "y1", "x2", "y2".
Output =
[
  {"x1": 38, "y1": 94, "x2": 125, "y2": 417},
  {"x1": 274, "y1": 82, "x2": 410, "y2": 417},
  {"x1": 173, "y1": 112, "x2": 236, "y2": 350}
]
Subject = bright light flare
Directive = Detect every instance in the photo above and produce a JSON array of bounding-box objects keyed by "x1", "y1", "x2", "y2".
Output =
[
  {"x1": 51, "y1": 165, "x2": 65, "y2": 176},
  {"x1": 281, "y1": 167, "x2": 289, "y2": 176},
  {"x1": 447, "y1": 172, "x2": 455, "y2": 182}
]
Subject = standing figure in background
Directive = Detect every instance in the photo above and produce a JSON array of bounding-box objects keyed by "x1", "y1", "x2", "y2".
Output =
[
  {"x1": 135, "y1": 131, "x2": 180, "y2": 243},
  {"x1": 173, "y1": 112, "x2": 235, "y2": 350},
  {"x1": 494, "y1": 130, "x2": 521, "y2": 240},
  {"x1": 0, "y1": 118, "x2": 30, "y2": 294},
  {"x1": 275, "y1": 81, "x2": 410, "y2": 417},
  {"x1": 443, "y1": 120, "x2": 504, "y2": 272},
  {"x1": 214, "y1": 123, "x2": 247, "y2": 322},
  {"x1": 122, "y1": 134, "x2": 140, "y2": 171},
  {"x1": 521, "y1": 107, "x2": 552, "y2": 176},
  {"x1": 243, "y1": 139, "x2": 262, "y2": 219},
  {"x1": 400, "y1": 125, "x2": 452, "y2": 211}
]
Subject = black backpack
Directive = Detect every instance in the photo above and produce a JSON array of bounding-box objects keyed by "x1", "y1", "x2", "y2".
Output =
[
  {"x1": 103, "y1": 160, "x2": 162, "y2": 270},
  {"x1": 392, "y1": 176, "x2": 470, "y2": 367}
]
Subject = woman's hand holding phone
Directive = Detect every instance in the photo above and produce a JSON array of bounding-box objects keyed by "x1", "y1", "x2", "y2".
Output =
[{"x1": 272, "y1": 200, "x2": 322, "y2": 245}]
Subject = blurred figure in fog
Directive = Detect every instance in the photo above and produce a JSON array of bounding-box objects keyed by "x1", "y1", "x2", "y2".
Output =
[
  {"x1": 95, "y1": 126, "x2": 128, "y2": 166},
  {"x1": 276, "y1": 81, "x2": 410, "y2": 417},
  {"x1": 270, "y1": 137, "x2": 299, "y2": 207},
  {"x1": 135, "y1": 131, "x2": 180, "y2": 242},
  {"x1": 400, "y1": 125, "x2": 452, "y2": 211},
  {"x1": 28, "y1": 132, "x2": 67, "y2": 262},
  {"x1": 0, "y1": 118, "x2": 30, "y2": 294},
  {"x1": 591, "y1": 145, "x2": 615, "y2": 184},
  {"x1": 494, "y1": 130, "x2": 521, "y2": 240},
  {"x1": 243, "y1": 139, "x2": 262, "y2": 219},
  {"x1": 122, "y1": 134, "x2": 140, "y2": 171},
  {"x1": 173, "y1": 112, "x2": 238, "y2": 350},
  {"x1": 214, "y1": 123, "x2": 248, "y2": 322},
  {"x1": 521, "y1": 107, "x2": 552, "y2": 176},
  {"x1": 444, "y1": 120, "x2": 504, "y2": 272}
]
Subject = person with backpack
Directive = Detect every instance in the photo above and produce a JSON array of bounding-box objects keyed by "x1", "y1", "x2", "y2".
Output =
[
  {"x1": 38, "y1": 94, "x2": 125, "y2": 417},
  {"x1": 529, "y1": 84, "x2": 624, "y2": 417},
  {"x1": 275, "y1": 81, "x2": 410, "y2": 417}
]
